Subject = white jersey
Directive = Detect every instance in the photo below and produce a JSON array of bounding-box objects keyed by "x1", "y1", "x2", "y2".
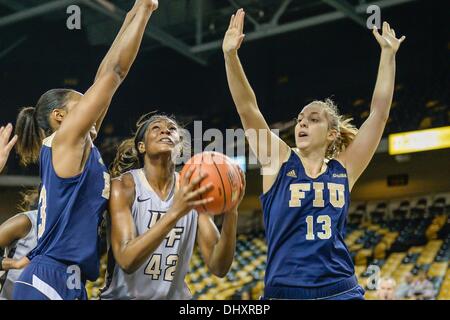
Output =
[
  {"x1": 100, "y1": 169, "x2": 198, "y2": 300},
  {"x1": 0, "y1": 210, "x2": 38, "y2": 300}
]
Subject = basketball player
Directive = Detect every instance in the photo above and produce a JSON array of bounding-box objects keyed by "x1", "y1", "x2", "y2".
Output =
[
  {"x1": 13, "y1": 0, "x2": 159, "y2": 300},
  {"x1": 100, "y1": 113, "x2": 245, "y2": 299},
  {"x1": 223, "y1": 9, "x2": 405, "y2": 299},
  {"x1": 0, "y1": 124, "x2": 17, "y2": 173},
  {"x1": 0, "y1": 189, "x2": 39, "y2": 300}
]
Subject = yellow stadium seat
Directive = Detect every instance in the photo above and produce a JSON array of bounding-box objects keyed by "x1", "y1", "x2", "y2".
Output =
[
  {"x1": 355, "y1": 249, "x2": 373, "y2": 266},
  {"x1": 408, "y1": 246, "x2": 424, "y2": 254},
  {"x1": 374, "y1": 242, "x2": 387, "y2": 259},
  {"x1": 428, "y1": 262, "x2": 448, "y2": 278}
]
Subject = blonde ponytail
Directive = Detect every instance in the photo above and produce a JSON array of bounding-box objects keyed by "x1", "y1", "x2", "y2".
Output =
[{"x1": 310, "y1": 98, "x2": 358, "y2": 159}]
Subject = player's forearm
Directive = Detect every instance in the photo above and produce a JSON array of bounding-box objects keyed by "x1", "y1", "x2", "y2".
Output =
[
  {"x1": 93, "y1": 1, "x2": 142, "y2": 133},
  {"x1": 1, "y1": 256, "x2": 29, "y2": 271},
  {"x1": 207, "y1": 210, "x2": 238, "y2": 277},
  {"x1": 224, "y1": 52, "x2": 259, "y2": 116},
  {"x1": 104, "y1": 2, "x2": 154, "y2": 81},
  {"x1": 95, "y1": 1, "x2": 140, "y2": 81},
  {"x1": 370, "y1": 50, "x2": 396, "y2": 121},
  {"x1": 117, "y1": 210, "x2": 179, "y2": 274}
]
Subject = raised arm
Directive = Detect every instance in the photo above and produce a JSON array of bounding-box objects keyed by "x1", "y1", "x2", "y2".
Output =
[
  {"x1": 56, "y1": 0, "x2": 158, "y2": 147},
  {"x1": 223, "y1": 9, "x2": 289, "y2": 190},
  {"x1": 93, "y1": 1, "x2": 143, "y2": 135},
  {"x1": 338, "y1": 22, "x2": 405, "y2": 190},
  {"x1": 197, "y1": 166, "x2": 245, "y2": 277},
  {"x1": 109, "y1": 169, "x2": 213, "y2": 274}
]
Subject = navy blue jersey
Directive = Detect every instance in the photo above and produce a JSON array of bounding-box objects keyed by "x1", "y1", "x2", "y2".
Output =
[
  {"x1": 261, "y1": 149, "x2": 355, "y2": 292},
  {"x1": 27, "y1": 133, "x2": 110, "y2": 281}
]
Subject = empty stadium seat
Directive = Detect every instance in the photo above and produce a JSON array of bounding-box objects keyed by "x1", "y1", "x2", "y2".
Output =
[{"x1": 393, "y1": 201, "x2": 410, "y2": 220}]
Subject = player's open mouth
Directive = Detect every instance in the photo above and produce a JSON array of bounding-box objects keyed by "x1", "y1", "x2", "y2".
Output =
[
  {"x1": 159, "y1": 137, "x2": 174, "y2": 145},
  {"x1": 298, "y1": 132, "x2": 308, "y2": 138}
]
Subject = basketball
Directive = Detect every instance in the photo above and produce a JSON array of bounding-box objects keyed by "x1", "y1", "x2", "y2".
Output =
[{"x1": 180, "y1": 152, "x2": 242, "y2": 215}]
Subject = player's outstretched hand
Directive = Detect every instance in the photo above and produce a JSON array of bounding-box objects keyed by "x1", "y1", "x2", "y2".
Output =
[
  {"x1": 0, "y1": 123, "x2": 18, "y2": 173},
  {"x1": 223, "y1": 8, "x2": 246, "y2": 55},
  {"x1": 373, "y1": 21, "x2": 405, "y2": 54}
]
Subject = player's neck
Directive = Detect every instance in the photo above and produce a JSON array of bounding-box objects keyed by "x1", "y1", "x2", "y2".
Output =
[
  {"x1": 143, "y1": 157, "x2": 175, "y2": 196},
  {"x1": 297, "y1": 148, "x2": 327, "y2": 177}
]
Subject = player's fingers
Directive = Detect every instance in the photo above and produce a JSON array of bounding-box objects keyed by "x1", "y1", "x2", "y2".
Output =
[
  {"x1": 372, "y1": 26, "x2": 383, "y2": 43},
  {"x1": 187, "y1": 183, "x2": 213, "y2": 200},
  {"x1": 232, "y1": 10, "x2": 238, "y2": 28},
  {"x1": 189, "y1": 172, "x2": 208, "y2": 188},
  {"x1": 234, "y1": 8, "x2": 242, "y2": 28},
  {"x1": 189, "y1": 197, "x2": 214, "y2": 207},
  {"x1": 229, "y1": 14, "x2": 235, "y2": 29},
  {"x1": 5, "y1": 135, "x2": 18, "y2": 152},
  {"x1": 382, "y1": 21, "x2": 389, "y2": 35},
  {"x1": 0, "y1": 124, "x2": 12, "y2": 144},
  {"x1": 399, "y1": 35, "x2": 406, "y2": 43},
  {"x1": 239, "y1": 11, "x2": 245, "y2": 34},
  {"x1": 182, "y1": 166, "x2": 196, "y2": 186}
]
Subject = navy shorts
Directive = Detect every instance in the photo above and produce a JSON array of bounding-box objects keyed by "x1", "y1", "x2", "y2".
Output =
[
  {"x1": 319, "y1": 285, "x2": 365, "y2": 300},
  {"x1": 261, "y1": 285, "x2": 365, "y2": 300},
  {"x1": 13, "y1": 255, "x2": 87, "y2": 300},
  {"x1": 262, "y1": 276, "x2": 366, "y2": 300}
]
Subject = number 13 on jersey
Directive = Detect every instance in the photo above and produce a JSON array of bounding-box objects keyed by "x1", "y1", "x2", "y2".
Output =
[{"x1": 306, "y1": 215, "x2": 332, "y2": 240}]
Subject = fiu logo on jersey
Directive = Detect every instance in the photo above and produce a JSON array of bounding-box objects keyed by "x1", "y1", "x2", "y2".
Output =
[
  {"x1": 148, "y1": 210, "x2": 184, "y2": 247},
  {"x1": 289, "y1": 182, "x2": 345, "y2": 208}
]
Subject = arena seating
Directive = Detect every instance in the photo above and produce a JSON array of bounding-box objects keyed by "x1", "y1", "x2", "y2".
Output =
[
  {"x1": 85, "y1": 193, "x2": 449, "y2": 300},
  {"x1": 86, "y1": 254, "x2": 108, "y2": 300}
]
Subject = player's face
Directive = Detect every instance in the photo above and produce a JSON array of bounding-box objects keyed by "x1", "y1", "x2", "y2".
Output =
[
  {"x1": 377, "y1": 281, "x2": 396, "y2": 300},
  {"x1": 144, "y1": 119, "x2": 180, "y2": 156},
  {"x1": 294, "y1": 103, "x2": 335, "y2": 153}
]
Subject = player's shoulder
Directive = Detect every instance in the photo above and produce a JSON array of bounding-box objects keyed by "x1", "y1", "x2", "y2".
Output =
[
  {"x1": 332, "y1": 155, "x2": 347, "y2": 169},
  {"x1": 327, "y1": 157, "x2": 347, "y2": 173},
  {"x1": 111, "y1": 172, "x2": 136, "y2": 199},
  {"x1": 20, "y1": 210, "x2": 38, "y2": 221}
]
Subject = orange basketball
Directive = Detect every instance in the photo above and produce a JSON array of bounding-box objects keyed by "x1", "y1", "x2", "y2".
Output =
[{"x1": 180, "y1": 151, "x2": 242, "y2": 215}]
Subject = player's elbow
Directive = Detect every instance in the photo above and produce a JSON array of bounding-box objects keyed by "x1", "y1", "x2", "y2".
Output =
[
  {"x1": 209, "y1": 263, "x2": 231, "y2": 278},
  {"x1": 118, "y1": 259, "x2": 138, "y2": 274},
  {"x1": 101, "y1": 63, "x2": 126, "y2": 84},
  {"x1": 113, "y1": 64, "x2": 128, "y2": 81},
  {"x1": 236, "y1": 100, "x2": 258, "y2": 117},
  {"x1": 115, "y1": 250, "x2": 139, "y2": 274},
  {"x1": 212, "y1": 270, "x2": 229, "y2": 278}
]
